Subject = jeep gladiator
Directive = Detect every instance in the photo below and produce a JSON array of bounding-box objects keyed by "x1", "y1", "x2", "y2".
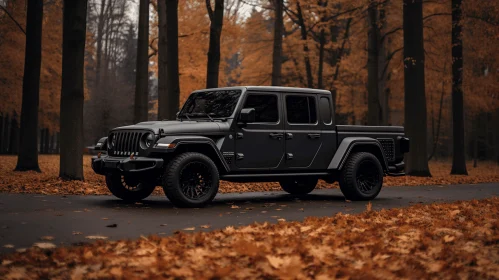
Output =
[{"x1": 92, "y1": 86, "x2": 409, "y2": 207}]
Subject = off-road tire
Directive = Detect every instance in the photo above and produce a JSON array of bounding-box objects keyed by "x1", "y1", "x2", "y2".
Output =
[
  {"x1": 279, "y1": 177, "x2": 318, "y2": 195},
  {"x1": 105, "y1": 173, "x2": 156, "y2": 202},
  {"x1": 339, "y1": 152, "x2": 383, "y2": 201},
  {"x1": 163, "y1": 152, "x2": 219, "y2": 208}
]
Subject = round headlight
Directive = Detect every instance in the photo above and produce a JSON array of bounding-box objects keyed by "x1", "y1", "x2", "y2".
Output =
[
  {"x1": 108, "y1": 133, "x2": 116, "y2": 149},
  {"x1": 141, "y1": 133, "x2": 155, "y2": 148}
]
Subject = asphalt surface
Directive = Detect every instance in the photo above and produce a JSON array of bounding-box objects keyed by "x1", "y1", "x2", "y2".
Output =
[{"x1": 0, "y1": 183, "x2": 497, "y2": 254}]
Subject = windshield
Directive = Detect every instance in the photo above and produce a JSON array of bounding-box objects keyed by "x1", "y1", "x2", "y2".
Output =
[{"x1": 179, "y1": 90, "x2": 242, "y2": 119}]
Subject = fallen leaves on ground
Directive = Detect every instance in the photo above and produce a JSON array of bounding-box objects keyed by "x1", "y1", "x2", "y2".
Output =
[
  {"x1": 0, "y1": 198, "x2": 498, "y2": 279},
  {"x1": 0, "y1": 155, "x2": 498, "y2": 196}
]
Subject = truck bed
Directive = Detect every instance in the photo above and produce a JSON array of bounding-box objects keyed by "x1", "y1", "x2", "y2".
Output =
[{"x1": 336, "y1": 125, "x2": 404, "y2": 133}]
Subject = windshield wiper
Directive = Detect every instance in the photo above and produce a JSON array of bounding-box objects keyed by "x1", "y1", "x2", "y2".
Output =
[
  {"x1": 201, "y1": 111, "x2": 214, "y2": 122},
  {"x1": 179, "y1": 112, "x2": 192, "y2": 121}
]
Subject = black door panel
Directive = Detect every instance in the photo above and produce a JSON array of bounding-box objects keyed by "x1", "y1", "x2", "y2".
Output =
[
  {"x1": 284, "y1": 95, "x2": 322, "y2": 168},
  {"x1": 235, "y1": 93, "x2": 284, "y2": 169}
]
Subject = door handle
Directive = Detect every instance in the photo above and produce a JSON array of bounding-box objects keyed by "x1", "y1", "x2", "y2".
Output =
[
  {"x1": 308, "y1": 133, "x2": 321, "y2": 139},
  {"x1": 285, "y1": 133, "x2": 293, "y2": 140},
  {"x1": 269, "y1": 133, "x2": 284, "y2": 139}
]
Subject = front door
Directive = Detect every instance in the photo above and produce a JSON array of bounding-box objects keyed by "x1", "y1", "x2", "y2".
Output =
[
  {"x1": 235, "y1": 92, "x2": 284, "y2": 169},
  {"x1": 283, "y1": 94, "x2": 323, "y2": 168}
]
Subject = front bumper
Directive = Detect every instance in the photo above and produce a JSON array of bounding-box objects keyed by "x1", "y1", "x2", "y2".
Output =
[{"x1": 91, "y1": 155, "x2": 164, "y2": 175}]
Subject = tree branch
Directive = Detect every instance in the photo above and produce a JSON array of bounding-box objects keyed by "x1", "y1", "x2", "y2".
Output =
[
  {"x1": 206, "y1": 0, "x2": 214, "y2": 21},
  {"x1": 0, "y1": 4, "x2": 26, "y2": 35}
]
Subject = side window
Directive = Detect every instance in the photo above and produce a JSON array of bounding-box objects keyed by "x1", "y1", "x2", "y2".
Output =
[
  {"x1": 243, "y1": 94, "x2": 279, "y2": 123},
  {"x1": 319, "y1": 97, "x2": 332, "y2": 124},
  {"x1": 286, "y1": 95, "x2": 317, "y2": 124}
]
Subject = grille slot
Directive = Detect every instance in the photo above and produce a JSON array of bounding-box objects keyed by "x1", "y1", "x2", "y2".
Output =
[
  {"x1": 377, "y1": 138, "x2": 395, "y2": 162},
  {"x1": 110, "y1": 131, "x2": 145, "y2": 156}
]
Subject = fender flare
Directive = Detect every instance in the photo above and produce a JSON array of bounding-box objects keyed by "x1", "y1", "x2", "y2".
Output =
[
  {"x1": 155, "y1": 135, "x2": 230, "y2": 172},
  {"x1": 328, "y1": 137, "x2": 389, "y2": 171}
]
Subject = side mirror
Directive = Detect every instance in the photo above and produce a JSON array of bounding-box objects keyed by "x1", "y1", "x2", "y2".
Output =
[{"x1": 239, "y1": 108, "x2": 256, "y2": 123}]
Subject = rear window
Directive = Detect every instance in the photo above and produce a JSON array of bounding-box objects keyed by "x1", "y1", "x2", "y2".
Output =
[{"x1": 319, "y1": 97, "x2": 332, "y2": 124}]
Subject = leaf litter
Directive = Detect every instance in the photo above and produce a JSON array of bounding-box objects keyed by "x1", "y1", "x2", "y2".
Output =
[
  {"x1": 0, "y1": 198, "x2": 497, "y2": 279},
  {"x1": 1, "y1": 156, "x2": 498, "y2": 195}
]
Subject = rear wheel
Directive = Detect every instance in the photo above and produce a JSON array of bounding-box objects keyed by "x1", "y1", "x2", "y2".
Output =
[
  {"x1": 163, "y1": 152, "x2": 219, "y2": 208},
  {"x1": 279, "y1": 177, "x2": 318, "y2": 195},
  {"x1": 105, "y1": 173, "x2": 156, "y2": 202},
  {"x1": 339, "y1": 152, "x2": 383, "y2": 201}
]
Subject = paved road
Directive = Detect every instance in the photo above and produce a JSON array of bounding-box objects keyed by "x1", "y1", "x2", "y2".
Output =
[{"x1": 0, "y1": 183, "x2": 497, "y2": 254}]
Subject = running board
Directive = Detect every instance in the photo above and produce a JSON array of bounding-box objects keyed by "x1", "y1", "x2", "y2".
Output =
[{"x1": 221, "y1": 172, "x2": 330, "y2": 182}]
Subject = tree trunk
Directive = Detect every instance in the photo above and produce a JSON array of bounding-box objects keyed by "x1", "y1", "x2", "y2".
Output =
[
  {"x1": 317, "y1": 28, "x2": 325, "y2": 89},
  {"x1": 59, "y1": 0, "x2": 88, "y2": 180},
  {"x1": 55, "y1": 132, "x2": 60, "y2": 154},
  {"x1": 3, "y1": 114, "x2": 11, "y2": 153},
  {"x1": 49, "y1": 132, "x2": 54, "y2": 153},
  {"x1": 296, "y1": 1, "x2": 313, "y2": 88},
  {"x1": 495, "y1": 109, "x2": 499, "y2": 165},
  {"x1": 271, "y1": 0, "x2": 283, "y2": 86},
  {"x1": 44, "y1": 128, "x2": 50, "y2": 154},
  {"x1": 94, "y1": 0, "x2": 107, "y2": 90},
  {"x1": 40, "y1": 128, "x2": 45, "y2": 154},
  {"x1": 157, "y1": 0, "x2": 169, "y2": 120},
  {"x1": 206, "y1": 0, "x2": 224, "y2": 88},
  {"x1": 165, "y1": 0, "x2": 180, "y2": 120},
  {"x1": 0, "y1": 114, "x2": 4, "y2": 153},
  {"x1": 134, "y1": 0, "x2": 149, "y2": 123},
  {"x1": 450, "y1": 0, "x2": 467, "y2": 175},
  {"x1": 15, "y1": 0, "x2": 42, "y2": 172},
  {"x1": 367, "y1": 0, "x2": 381, "y2": 126},
  {"x1": 473, "y1": 116, "x2": 478, "y2": 168},
  {"x1": 9, "y1": 116, "x2": 19, "y2": 154},
  {"x1": 378, "y1": 3, "x2": 389, "y2": 125},
  {"x1": 403, "y1": 0, "x2": 431, "y2": 176}
]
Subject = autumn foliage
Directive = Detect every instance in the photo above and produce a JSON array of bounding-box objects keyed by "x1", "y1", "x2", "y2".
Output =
[{"x1": 1, "y1": 198, "x2": 498, "y2": 279}]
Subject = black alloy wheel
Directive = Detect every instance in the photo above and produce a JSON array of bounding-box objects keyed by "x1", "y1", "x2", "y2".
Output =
[
  {"x1": 339, "y1": 152, "x2": 384, "y2": 201},
  {"x1": 163, "y1": 152, "x2": 220, "y2": 208},
  {"x1": 179, "y1": 161, "x2": 213, "y2": 200},
  {"x1": 105, "y1": 173, "x2": 156, "y2": 202}
]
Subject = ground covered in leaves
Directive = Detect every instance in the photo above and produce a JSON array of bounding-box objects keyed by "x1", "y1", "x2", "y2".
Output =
[
  {"x1": 1, "y1": 198, "x2": 498, "y2": 279},
  {"x1": 0, "y1": 155, "x2": 498, "y2": 196}
]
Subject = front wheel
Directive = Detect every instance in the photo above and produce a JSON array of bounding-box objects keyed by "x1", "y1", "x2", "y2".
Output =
[
  {"x1": 162, "y1": 152, "x2": 219, "y2": 208},
  {"x1": 338, "y1": 152, "x2": 384, "y2": 201},
  {"x1": 279, "y1": 177, "x2": 318, "y2": 195},
  {"x1": 105, "y1": 173, "x2": 156, "y2": 202}
]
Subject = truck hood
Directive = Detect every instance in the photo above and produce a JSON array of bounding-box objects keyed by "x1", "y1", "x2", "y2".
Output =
[{"x1": 112, "y1": 120, "x2": 228, "y2": 135}]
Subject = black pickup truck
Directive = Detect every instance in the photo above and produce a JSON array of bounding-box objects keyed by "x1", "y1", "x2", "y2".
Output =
[{"x1": 92, "y1": 86, "x2": 409, "y2": 207}]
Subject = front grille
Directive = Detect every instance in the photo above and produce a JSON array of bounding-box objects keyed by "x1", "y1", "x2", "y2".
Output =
[
  {"x1": 378, "y1": 138, "x2": 395, "y2": 162},
  {"x1": 109, "y1": 131, "x2": 145, "y2": 157}
]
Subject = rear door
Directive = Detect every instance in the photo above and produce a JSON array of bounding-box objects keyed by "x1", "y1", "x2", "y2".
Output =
[
  {"x1": 235, "y1": 92, "x2": 285, "y2": 169},
  {"x1": 283, "y1": 94, "x2": 322, "y2": 168}
]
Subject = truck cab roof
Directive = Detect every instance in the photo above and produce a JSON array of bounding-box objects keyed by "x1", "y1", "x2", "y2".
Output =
[{"x1": 192, "y1": 86, "x2": 331, "y2": 95}]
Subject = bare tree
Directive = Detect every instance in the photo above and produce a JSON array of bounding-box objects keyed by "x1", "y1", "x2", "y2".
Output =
[
  {"x1": 165, "y1": 0, "x2": 180, "y2": 120},
  {"x1": 403, "y1": 0, "x2": 431, "y2": 176},
  {"x1": 206, "y1": 0, "x2": 224, "y2": 88},
  {"x1": 59, "y1": 0, "x2": 88, "y2": 180},
  {"x1": 134, "y1": 0, "x2": 149, "y2": 123},
  {"x1": 367, "y1": 0, "x2": 381, "y2": 125},
  {"x1": 15, "y1": 0, "x2": 43, "y2": 172},
  {"x1": 271, "y1": 0, "x2": 283, "y2": 86},
  {"x1": 157, "y1": 0, "x2": 169, "y2": 120},
  {"x1": 450, "y1": 0, "x2": 468, "y2": 175}
]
